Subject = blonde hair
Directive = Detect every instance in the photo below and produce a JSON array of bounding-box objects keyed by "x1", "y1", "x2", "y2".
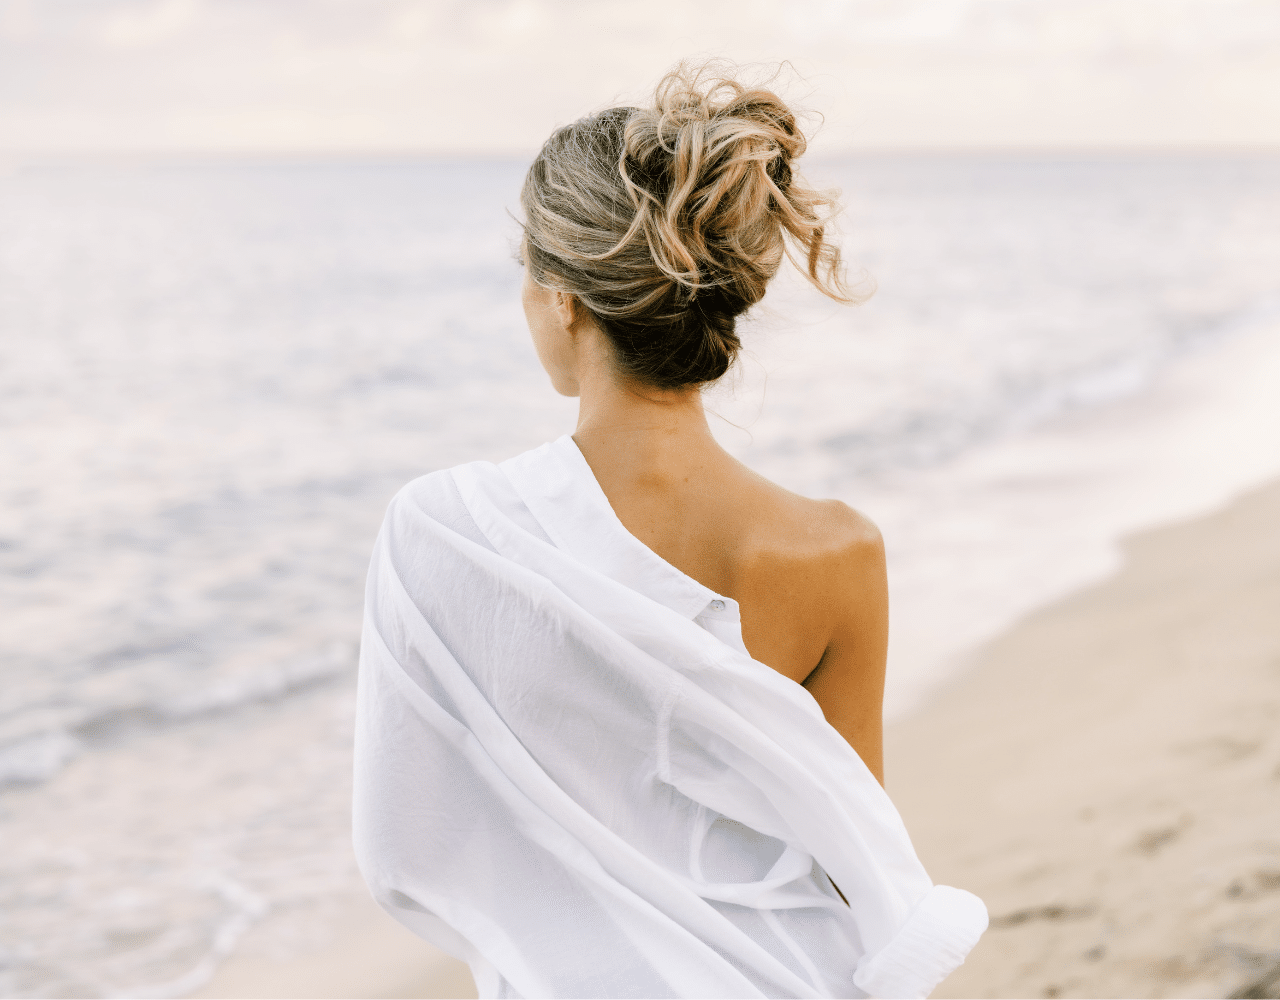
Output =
[{"x1": 520, "y1": 60, "x2": 853, "y2": 390}]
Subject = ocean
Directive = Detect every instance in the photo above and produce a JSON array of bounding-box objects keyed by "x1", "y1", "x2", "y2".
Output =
[{"x1": 2, "y1": 154, "x2": 1278, "y2": 997}]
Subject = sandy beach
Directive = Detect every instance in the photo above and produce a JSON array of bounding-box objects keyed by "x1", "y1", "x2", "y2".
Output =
[
  {"x1": 892, "y1": 476, "x2": 1280, "y2": 1000},
  {"x1": 190, "y1": 476, "x2": 1280, "y2": 1000}
]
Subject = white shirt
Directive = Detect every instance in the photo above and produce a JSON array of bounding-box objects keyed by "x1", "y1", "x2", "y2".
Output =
[{"x1": 352, "y1": 435, "x2": 987, "y2": 999}]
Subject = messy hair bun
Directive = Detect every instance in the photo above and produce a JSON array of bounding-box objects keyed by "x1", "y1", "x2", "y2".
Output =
[{"x1": 520, "y1": 60, "x2": 853, "y2": 390}]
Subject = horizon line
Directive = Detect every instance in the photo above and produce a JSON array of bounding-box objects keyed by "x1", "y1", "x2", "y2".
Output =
[{"x1": 5, "y1": 143, "x2": 1280, "y2": 169}]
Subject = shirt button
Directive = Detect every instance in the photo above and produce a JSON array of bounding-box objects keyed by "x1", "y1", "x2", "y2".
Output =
[{"x1": 710, "y1": 599, "x2": 725, "y2": 611}]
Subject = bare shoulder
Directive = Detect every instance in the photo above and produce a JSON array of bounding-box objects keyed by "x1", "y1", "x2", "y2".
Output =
[
  {"x1": 723, "y1": 456, "x2": 885, "y2": 601},
  {"x1": 791, "y1": 497, "x2": 885, "y2": 602},
  {"x1": 781, "y1": 497, "x2": 889, "y2": 783},
  {"x1": 807, "y1": 497, "x2": 883, "y2": 553},
  {"x1": 726, "y1": 466, "x2": 889, "y2": 724},
  {"x1": 748, "y1": 475, "x2": 884, "y2": 572}
]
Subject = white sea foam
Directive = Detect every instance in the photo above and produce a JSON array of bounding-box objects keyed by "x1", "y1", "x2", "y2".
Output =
[
  {"x1": 102, "y1": 876, "x2": 269, "y2": 1000},
  {"x1": 0, "y1": 731, "x2": 84, "y2": 787},
  {"x1": 1, "y1": 154, "x2": 1278, "y2": 996},
  {"x1": 158, "y1": 641, "x2": 355, "y2": 721}
]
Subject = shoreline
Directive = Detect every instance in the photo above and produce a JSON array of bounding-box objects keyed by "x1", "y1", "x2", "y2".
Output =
[
  {"x1": 185, "y1": 888, "x2": 477, "y2": 1000},
  {"x1": 190, "y1": 475, "x2": 1280, "y2": 999},
  {"x1": 889, "y1": 476, "x2": 1280, "y2": 999}
]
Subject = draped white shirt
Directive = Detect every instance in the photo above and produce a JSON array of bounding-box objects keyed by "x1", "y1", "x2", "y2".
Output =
[{"x1": 352, "y1": 435, "x2": 987, "y2": 999}]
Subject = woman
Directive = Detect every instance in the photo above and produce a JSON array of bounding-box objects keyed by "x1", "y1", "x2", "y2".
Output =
[{"x1": 353, "y1": 62, "x2": 987, "y2": 999}]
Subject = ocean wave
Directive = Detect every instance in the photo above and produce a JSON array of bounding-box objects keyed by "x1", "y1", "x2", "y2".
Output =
[
  {"x1": 159, "y1": 640, "x2": 355, "y2": 721},
  {"x1": 101, "y1": 875, "x2": 269, "y2": 1000},
  {"x1": 0, "y1": 731, "x2": 84, "y2": 788},
  {"x1": 818, "y1": 299, "x2": 1280, "y2": 478},
  {"x1": 0, "y1": 641, "x2": 355, "y2": 792}
]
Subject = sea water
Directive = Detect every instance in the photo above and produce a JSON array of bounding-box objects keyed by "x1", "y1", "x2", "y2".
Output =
[{"x1": 1, "y1": 155, "x2": 1278, "y2": 996}]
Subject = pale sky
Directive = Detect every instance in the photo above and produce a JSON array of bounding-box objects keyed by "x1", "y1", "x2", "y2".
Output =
[{"x1": 2, "y1": 0, "x2": 1280, "y2": 157}]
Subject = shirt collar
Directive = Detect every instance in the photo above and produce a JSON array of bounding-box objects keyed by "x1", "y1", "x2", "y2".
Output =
[{"x1": 499, "y1": 434, "x2": 723, "y2": 621}]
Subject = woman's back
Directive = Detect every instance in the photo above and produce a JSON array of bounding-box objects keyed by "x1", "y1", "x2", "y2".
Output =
[{"x1": 572, "y1": 407, "x2": 889, "y2": 782}]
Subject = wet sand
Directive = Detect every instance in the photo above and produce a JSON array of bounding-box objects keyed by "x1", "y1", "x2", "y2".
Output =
[
  {"x1": 186, "y1": 888, "x2": 477, "y2": 1000},
  {"x1": 190, "y1": 477, "x2": 1280, "y2": 999}
]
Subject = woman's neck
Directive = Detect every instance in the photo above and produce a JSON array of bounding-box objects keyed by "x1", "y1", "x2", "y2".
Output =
[{"x1": 570, "y1": 353, "x2": 728, "y2": 489}]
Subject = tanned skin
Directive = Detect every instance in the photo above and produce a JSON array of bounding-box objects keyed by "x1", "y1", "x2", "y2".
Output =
[{"x1": 523, "y1": 274, "x2": 888, "y2": 789}]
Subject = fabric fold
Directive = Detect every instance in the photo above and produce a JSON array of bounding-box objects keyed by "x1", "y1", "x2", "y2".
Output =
[{"x1": 854, "y1": 885, "x2": 990, "y2": 998}]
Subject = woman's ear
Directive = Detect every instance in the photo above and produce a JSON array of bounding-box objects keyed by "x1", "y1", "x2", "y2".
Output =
[{"x1": 552, "y1": 291, "x2": 580, "y2": 334}]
